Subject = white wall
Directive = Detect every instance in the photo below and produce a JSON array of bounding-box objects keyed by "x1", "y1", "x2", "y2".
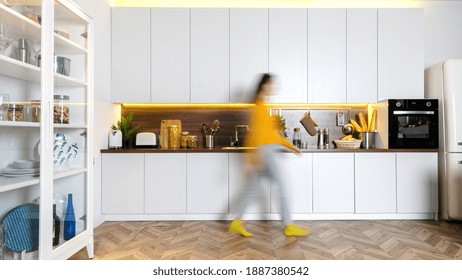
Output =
[
  {"x1": 73, "y1": 0, "x2": 115, "y2": 227},
  {"x1": 421, "y1": 1, "x2": 462, "y2": 68}
]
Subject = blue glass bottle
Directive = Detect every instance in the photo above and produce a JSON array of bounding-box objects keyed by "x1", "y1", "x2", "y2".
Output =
[{"x1": 63, "y1": 193, "x2": 76, "y2": 240}]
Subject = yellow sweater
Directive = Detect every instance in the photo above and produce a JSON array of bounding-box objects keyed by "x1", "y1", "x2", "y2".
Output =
[{"x1": 245, "y1": 98, "x2": 295, "y2": 150}]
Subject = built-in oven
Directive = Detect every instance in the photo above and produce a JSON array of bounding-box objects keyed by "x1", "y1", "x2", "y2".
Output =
[{"x1": 387, "y1": 99, "x2": 439, "y2": 149}]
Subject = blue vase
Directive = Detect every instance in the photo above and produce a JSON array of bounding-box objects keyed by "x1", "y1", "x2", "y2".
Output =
[{"x1": 63, "y1": 193, "x2": 76, "y2": 240}]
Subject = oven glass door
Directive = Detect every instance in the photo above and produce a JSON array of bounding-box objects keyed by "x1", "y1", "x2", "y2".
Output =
[{"x1": 389, "y1": 111, "x2": 438, "y2": 149}]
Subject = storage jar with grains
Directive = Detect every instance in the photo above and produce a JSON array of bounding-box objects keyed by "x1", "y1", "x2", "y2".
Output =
[
  {"x1": 187, "y1": 135, "x2": 198, "y2": 148},
  {"x1": 168, "y1": 125, "x2": 180, "y2": 148},
  {"x1": 180, "y1": 131, "x2": 189, "y2": 148},
  {"x1": 54, "y1": 94, "x2": 69, "y2": 124},
  {"x1": 30, "y1": 100, "x2": 41, "y2": 122},
  {"x1": 8, "y1": 104, "x2": 24, "y2": 121}
]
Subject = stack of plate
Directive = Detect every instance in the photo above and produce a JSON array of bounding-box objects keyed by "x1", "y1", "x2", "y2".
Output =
[{"x1": 0, "y1": 160, "x2": 40, "y2": 177}]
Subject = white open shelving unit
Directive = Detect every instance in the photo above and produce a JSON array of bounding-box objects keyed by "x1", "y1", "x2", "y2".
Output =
[{"x1": 0, "y1": 0, "x2": 93, "y2": 260}]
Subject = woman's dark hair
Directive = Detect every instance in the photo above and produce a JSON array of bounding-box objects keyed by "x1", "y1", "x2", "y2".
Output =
[{"x1": 253, "y1": 73, "x2": 272, "y2": 102}]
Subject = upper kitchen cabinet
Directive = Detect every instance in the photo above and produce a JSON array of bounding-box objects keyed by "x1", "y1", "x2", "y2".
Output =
[
  {"x1": 191, "y1": 9, "x2": 229, "y2": 103},
  {"x1": 111, "y1": 8, "x2": 150, "y2": 103},
  {"x1": 378, "y1": 8, "x2": 424, "y2": 101},
  {"x1": 151, "y1": 9, "x2": 190, "y2": 102},
  {"x1": 347, "y1": 9, "x2": 378, "y2": 103},
  {"x1": 269, "y1": 9, "x2": 307, "y2": 103},
  {"x1": 307, "y1": 9, "x2": 346, "y2": 103},
  {"x1": 230, "y1": 9, "x2": 268, "y2": 103}
]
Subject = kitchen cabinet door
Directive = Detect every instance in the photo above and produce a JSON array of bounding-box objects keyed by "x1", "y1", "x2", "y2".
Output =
[
  {"x1": 347, "y1": 9, "x2": 378, "y2": 103},
  {"x1": 396, "y1": 153, "x2": 438, "y2": 213},
  {"x1": 268, "y1": 9, "x2": 307, "y2": 103},
  {"x1": 230, "y1": 9, "x2": 268, "y2": 103},
  {"x1": 378, "y1": 9, "x2": 424, "y2": 100},
  {"x1": 271, "y1": 153, "x2": 313, "y2": 214},
  {"x1": 308, "y1": 9, "x2": 346, "y2": 103},
  {"x1": 355, "y1": 153, "x2": 396, "y2": 213},
  {"x1": 229, "y1": 154, "x2": 270, "y2": 214},
  {"x1": 187, "y1": 154, "x2": 229, "y2": 213},
  {"x1": 112, "y1": 8, "x2": 151, "y2": 103},
  {"x1": 145, "y1": 154, "x2": 187, "y2": 213},
  {"x1": 102, "y1": 154, "x2": 145, "y2": 214},
  {"x1": 151, "y1": 9, "x2": 190, "y2": 102},
  {"x1": 313, "y1": 153, "x2": 354, "y2": 213},
  {"x1": 191, "y1": 9, "x2": 230, "y2": 102}
]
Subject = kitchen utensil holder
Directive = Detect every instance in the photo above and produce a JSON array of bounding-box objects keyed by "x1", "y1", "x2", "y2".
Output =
[
  {"x1": 360, "y1": 132, "x2": 376, "y2": 149},
  {"x1": 205, "y1": 135, "x2": 214, "y2": 149}
]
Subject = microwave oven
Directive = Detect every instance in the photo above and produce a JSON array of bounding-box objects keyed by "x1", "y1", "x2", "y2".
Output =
[{"x1": 371, "y1": 99, "x2": 439, "y2": 149}]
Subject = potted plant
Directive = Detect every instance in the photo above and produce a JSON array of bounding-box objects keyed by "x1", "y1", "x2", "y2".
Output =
[
  {"x1": 272, "y1": 115, "x2": 288, "y2": 138},
  {"x1": 111, "y1": 112, "x2": 139, "y2": 148}
]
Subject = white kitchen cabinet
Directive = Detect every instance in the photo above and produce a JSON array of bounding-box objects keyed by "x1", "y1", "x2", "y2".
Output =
[
  {"x1": 307, "y1": 9, "x2": 346, "y2": 103},
  {"x1": 228, "y1": 154, "x2": 270, "y2": 214},
  {"x1": 145, "y1": 154, "x2": 187, "y2": 214},
  {"x1": 191, "y1": 9, "x2": 229, "y2": 102},
  {"x1": 187, "y1": 154, "x2": 229, "y2": 213},
  {"x1": 378, "y1": 8, "x2": 424, "y2": 101},
  {"x1": 355, "y1": 153, "x2": 396, "y2": 213},
  {"x1": 102, "y1": 154, "x2": 144, "y2": 214},
  {"x1": 396, "y1": 153, "x2": 438, "y2": 213},
  {"x1": 313, "y1": 153, "x2": 354, "y2": 213},
  {"x1": 347, "y1": 9, "x2": 378, "y2": 103},
  {"x1": 271, "y1": 153, "x2": 312, "y2": 214},
  {"x1": 230, "y1": 8, "x2": 268, "y2": 103},
  {"x1": 111, "y1": 8, "x2": 151, "y2": 103},
  {"x1": 268, "y1": 9, "x2": 307, "y2": 103},
  {"x1": 151, "y1": 9, "x2": 190, "y2": 102}
]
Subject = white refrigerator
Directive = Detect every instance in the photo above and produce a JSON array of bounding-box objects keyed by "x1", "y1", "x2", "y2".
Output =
[{"x1": 425, "y1": 59, "x2": 462, "y2": 220}]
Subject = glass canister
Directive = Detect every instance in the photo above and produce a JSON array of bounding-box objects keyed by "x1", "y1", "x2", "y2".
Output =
[
  {"x1": 30, "y1": 100, "x2": 41, "y2": 122},
  {"x1": 53, "y1": 94, "x2": 69, "y2": 124},
  {"x1": 187, "y1": 135, "x2": 198, "y2": 148},
  {"x1": 7, "y1": 104, "x2": 24, "y2": 121},
  {"x1": 180, "y1": 131, "x2": 189, "y2": 148},
  {"x1": 168, "y1": 125, "x2": 180, "y2": 148}
]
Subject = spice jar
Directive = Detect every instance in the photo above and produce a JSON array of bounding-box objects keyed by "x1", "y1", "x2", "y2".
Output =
[
  {"x1": 168, "y1": 125, "x2": 180, "y2": 149},
  {"x1": 7, "y1": 104, "x2": 24, "y2": 121},
  {"x1": 30, "y1": 100, "x2": 41, "y2": 122},
  {"x1": 187, "y1": 135, "x2": 198, "y2": 148},
  {"x1": 180, "y1": 131, "x2": 189, "y2": 148},
  {"x1": 53, "y1": 94, "x2": 69, "y2": 124}
]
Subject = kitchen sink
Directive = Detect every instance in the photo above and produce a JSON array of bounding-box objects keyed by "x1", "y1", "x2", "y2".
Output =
[{"x1": 221, "y1": 146, "x2": 255, "y2": 150}]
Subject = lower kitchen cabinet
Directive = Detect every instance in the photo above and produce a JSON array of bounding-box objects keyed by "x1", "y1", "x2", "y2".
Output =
[
  {"x1": 187, "y1": 154, "x2": 229, "y2": 213},
  {"x1": 102, "y1": 154, "x2": 145, "y2": 214},
  {"x1": 396, "y1": 153, "x2": 438, "y2": 213},
  {"x1": 229, "y1": 154, "x2": 270, "y2": 214},
  {"x1": 355, "y1": 153, "x2": 396, "y2": 213},
  {"x1": 145, "y1": 154, "x2": 187, "y2": 214},
  {"x1": 271, "y1": 153, "x2": 312, "y2": 214},
  {"x1": 313, "y1": 153, "x2": 354, "y2": 213}
]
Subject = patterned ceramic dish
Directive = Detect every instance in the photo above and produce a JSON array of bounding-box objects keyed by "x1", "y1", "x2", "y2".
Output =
[{"x1": 38, "y1": 133, "x2": 79, "y2": 168}]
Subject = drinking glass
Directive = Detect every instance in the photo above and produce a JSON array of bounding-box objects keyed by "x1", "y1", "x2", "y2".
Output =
[
  {"x1": 0, "y1": 19, "x2": 13, "y2": 54},
  {"x1": 0, "y1": 93, "x2": 10, "y2": 121}
]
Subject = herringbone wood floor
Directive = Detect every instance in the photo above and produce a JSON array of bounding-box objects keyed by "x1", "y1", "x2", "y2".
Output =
[{"x1": 70, "y1": 220, "x2": 462, "y2": 260}]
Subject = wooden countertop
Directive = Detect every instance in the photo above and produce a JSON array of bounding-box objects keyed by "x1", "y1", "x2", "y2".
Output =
[{"x1": 101, "y1": 147, "x2": 439, "y2": 153}]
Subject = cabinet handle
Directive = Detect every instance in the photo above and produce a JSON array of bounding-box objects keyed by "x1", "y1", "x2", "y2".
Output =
[
  {"x1": 459, "y1": 160, "x2": 462, "y2": 164},
  {"x1": 458, "y1": 142, "x2": 462, "y2": 146}
]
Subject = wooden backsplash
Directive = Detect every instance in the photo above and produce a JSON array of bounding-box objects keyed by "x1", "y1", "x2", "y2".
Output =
[{"x1": 122, "y1": 107, "x2": 251, "y2": 148}]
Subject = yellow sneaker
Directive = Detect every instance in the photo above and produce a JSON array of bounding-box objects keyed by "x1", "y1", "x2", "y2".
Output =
[
  {"x1": 285, "y1": 224, "x2": 310, "y2": 237},
  {"x1": 229, "y1": 220, "x2": 253, "y2": 237}
]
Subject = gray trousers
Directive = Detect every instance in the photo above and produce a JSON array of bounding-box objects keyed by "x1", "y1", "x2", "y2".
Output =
[{"x1": 233, "y1": 144, "x2": 292, "y2": 226}]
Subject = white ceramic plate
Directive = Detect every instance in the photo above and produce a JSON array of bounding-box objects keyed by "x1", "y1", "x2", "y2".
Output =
[
  {"x1": 38, "y1": 133, "x2": 79, "y2": 168},
  {"x1": 13, "y1": 160, "x2": 40, "y2": 169}
]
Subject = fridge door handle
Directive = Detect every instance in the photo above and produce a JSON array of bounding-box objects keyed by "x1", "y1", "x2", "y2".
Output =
[
  {"x1": 458, "y1": 142, "x2": 462, "y2": 145},
  {"x1": 459, "y1": 160, "x2": 462, "y2": 164}
]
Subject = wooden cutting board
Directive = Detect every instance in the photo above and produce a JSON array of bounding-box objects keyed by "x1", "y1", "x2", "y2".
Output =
[{"x1": 160, "y1": 120, "x2": 182, "y2": 148}]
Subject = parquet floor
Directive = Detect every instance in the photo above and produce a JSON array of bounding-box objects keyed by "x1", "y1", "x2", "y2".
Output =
[{"x1": 70, "y1": 220, "x2": 462, "y2": 260}]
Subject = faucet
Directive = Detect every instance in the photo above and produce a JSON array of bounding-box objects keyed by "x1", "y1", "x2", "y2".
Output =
[{"x1": 232, "y1": 125, "x2": 249, "y2": 147}]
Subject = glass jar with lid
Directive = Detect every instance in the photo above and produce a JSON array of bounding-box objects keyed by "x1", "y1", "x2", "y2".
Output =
[
  {"x1": 53, "y1": 94, "x2": 69, "y2": 124},
  {"x1": 168, "y1": 125, "x2": 180, "y2": 149},
  {"x1": 180, "y1": 131, "x2": 189, "y2": 148},
  {"x1": 7, "y1": 104, "x2": 24, "y2": 121},
  {"x1": 187, "y1": 135, "x2": 198, "y2": 148},
  {"x1": 30, "y1": 100, "x2": 41, "y2": 122}
]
